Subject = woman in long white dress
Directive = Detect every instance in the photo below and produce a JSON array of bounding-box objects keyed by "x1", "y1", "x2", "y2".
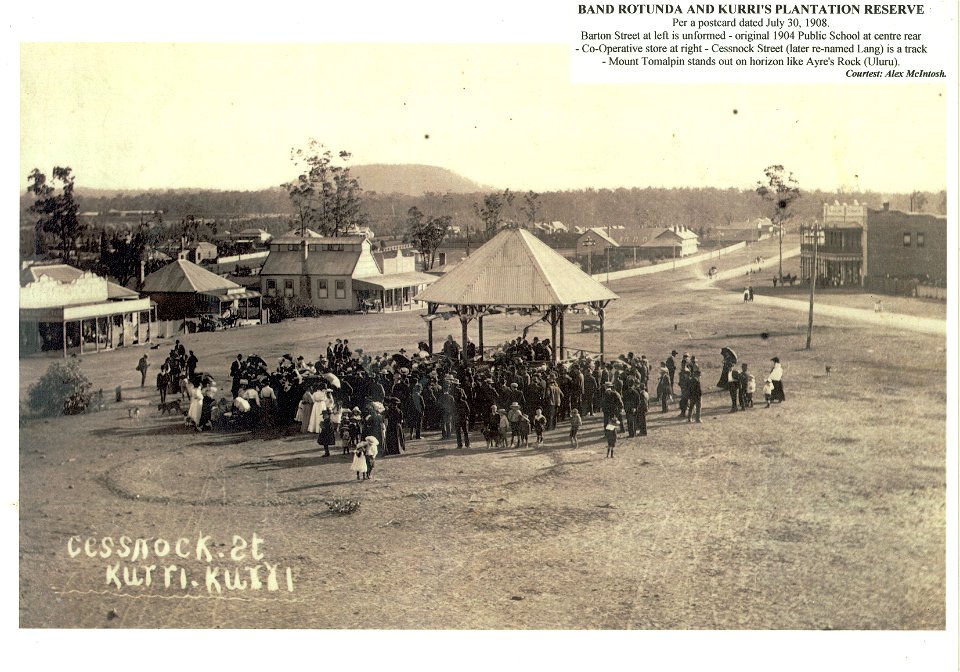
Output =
[
  {"x1": 306, "y1": 387, "x2": 331, "y2": 434},
  {"x1": 187, "y1": 380, "x2": 203, "y2": 426}
]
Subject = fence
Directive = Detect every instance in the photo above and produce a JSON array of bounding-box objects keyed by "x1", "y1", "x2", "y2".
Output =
[
  {"x1": 589, "y1": 241, "x2": 747, "y2": 282},
  {"x1": 865, "y1": 276, "x2": 946, "y2": 300}
]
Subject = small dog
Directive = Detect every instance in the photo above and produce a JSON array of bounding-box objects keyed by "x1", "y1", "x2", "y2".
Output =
[{"x1": 158, "y1": 400, "x2": 183, "y2": 415}]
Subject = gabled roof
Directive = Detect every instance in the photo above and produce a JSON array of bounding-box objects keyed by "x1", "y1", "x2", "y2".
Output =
[
  {"x1": 260, "y1": 247, "x2": 364, "y2": 276},
  {"x1": 141, "y1": 259, "x2": 240, "y2": 293},
  {"x1": 415, "y1": 228, "x2": 618, "y2": 307},
  {"x1": 639, "y1": 228, "x2": 699, "y2": 246},
  {"x1": 271, "y1": 229, "x2": 325, "y2": 245},
  {"x1": 579, "y1": 227, "x2": 620, "y2": 246},
  {"x1": 21, "y1": 263, "x2": 140, "y2": 299}
]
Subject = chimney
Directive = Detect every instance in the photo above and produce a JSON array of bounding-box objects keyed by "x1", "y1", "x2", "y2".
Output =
[{"x1": 139, "y1": 260, "x2": 146, "y2": 288}]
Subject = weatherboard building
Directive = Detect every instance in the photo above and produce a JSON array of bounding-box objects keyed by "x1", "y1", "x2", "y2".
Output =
[{"x1": 259, "y1": 230, "x2": 437, "y2": 313}]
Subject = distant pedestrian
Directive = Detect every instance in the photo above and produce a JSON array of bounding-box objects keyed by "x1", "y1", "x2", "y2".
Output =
[
  {"x1": 769, "y1": 357, "x2": 786, "y2": 403},
  {"x1": 656, "y1": 366, "x2": 671, "y2": 413},
  {"x1": 136, "y1": 354, "x2": 150, "y2": 387},
  {"x1": 686, "y1": 370, "x2": 702, "y2": 423},
  {"x1": 569, "y1": 409, "x2": 582, "y2": 449}
]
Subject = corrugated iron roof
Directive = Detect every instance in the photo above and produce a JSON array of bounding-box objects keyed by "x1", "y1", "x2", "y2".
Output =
[
  {"x1": 22, "y1": 263, "x2": 140, "y2": 299},
  {"x1": 415, "y1": 228, "x2": 618, "y2": 307},
  {"x1": 260, "y1": 249, "x2": 362, "y2": 276},
  {"x1": 141, "y1": 259, "x2": 240, "y2": 293},
  {"x1": 580, "y1": 227, "x2": 620, "y2": 246},
  {"x1": 353, "y1": 271, "x2": 439, "y2": 291}
]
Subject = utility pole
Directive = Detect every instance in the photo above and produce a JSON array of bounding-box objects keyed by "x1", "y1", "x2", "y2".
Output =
[
  {"x1": 582, "y1": 237, "x2": 595, "y2": 275},
  {"x1": 805, "y1": 223, "x2": 819, "y2": 350}
]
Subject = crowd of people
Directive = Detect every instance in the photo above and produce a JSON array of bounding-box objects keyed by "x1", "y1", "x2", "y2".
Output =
[{"x1": 149, "y1": 334, "x2": 788, "y2": 473}]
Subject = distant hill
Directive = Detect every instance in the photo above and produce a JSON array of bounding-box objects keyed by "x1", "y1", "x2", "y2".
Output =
[{"x1": 351, "y1": 164, "x2": 488, "y2": 196}]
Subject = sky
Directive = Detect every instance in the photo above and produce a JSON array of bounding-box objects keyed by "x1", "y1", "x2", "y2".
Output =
[{"x1": 21, "y1": 42, "x2": 948, "y2": 195}]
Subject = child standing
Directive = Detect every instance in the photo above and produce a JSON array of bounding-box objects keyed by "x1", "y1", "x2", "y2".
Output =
[
  {"x1": 763, "y1": 378, "x2": 774, "y2": 408},
  {"x1": 604, "y1": 422, "x2": 617, "y2": 458},
  {"x1": 517, "y1": 413, "x2": 531, "y2": 447},
  {"x1": 364, "y1": 436, "x2": 379, "y2": 479},
  {"x1": 569, "y1": 409, "x2": 582, "y2": 448},
  {"x1": 352, "y1": 444, "x2": 368, "y2": 480},
  {"x1": 533, "y1": 408, "x2": 547, "y2": 445},
  {"x1": 745, "y1": 370, "x2": 756, "y2": 408},
  {"x1": 345, "y1": 409, "x2": 362, "y2": 455}
]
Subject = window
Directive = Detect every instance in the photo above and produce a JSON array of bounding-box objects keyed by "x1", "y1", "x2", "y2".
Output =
[
  {"x1": 287, "y1": 244, "x2": 299, "y2": 251},
  {"x1": 335, "y1": 279, "x2": 346, "y2": 299},
  {"x1": 917, "y1": 232, "x2": 925, "y2": 248},
  {"x1": 266, "y1": 279, "x2": 277, "y2": 297},
  {"x1": 318, "y1": 279, "x2": 328, "y2": 298},
  {"x1": 284, "y1": 279, "x2": 294, "y2": 298},
  {"x1": 903, "y1": 233, "x2": 911, "y2": 247},
  {"x1": 326, "y1": 244, "x2": 344, "y2": 252}
]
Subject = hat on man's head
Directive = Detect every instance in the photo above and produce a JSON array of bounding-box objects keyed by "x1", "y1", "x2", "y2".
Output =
[
  {"x1": 671, "y1": 350, "x2": 678, "y2": 356},
  {"x1": 771, "y1": 357, "x2": 780, "y2": 363}
]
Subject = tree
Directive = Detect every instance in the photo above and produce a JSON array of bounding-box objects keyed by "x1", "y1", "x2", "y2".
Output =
[
  {"x1": 27, "y1": 167, "x2": 85, "y2": 264},
  {"x1": 98, "y1": 211, "x2": 164, "y2": 288},
  {"x1": 473, "y1": 189, "x2": 515, "y2": 239},
  {"x1": 283, "y1": 140, "x2": 366, "y2": 237},
  {"x1": 405, "y1": 206, "x2": 452, "y2": 271},
  {"x1": 520, "y1": 190, "x2": 541, "y2": 226},
  {"x1": 909, "y1": 191, "x2": 928, "y2": 213},
  {"x1": 27, "y1": 358, "x2": 93, "y2": 416},
  {"x1": 756, "y1": 165, "x2": 801, "y2": 284}
]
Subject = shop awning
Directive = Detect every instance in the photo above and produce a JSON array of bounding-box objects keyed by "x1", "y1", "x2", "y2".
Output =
[
  {"x1": 353, "y1": 272, "x2": 438, "y2": 292},
  {"x1": 203, "y1": 290, "x2": 262, "y2": 301}
]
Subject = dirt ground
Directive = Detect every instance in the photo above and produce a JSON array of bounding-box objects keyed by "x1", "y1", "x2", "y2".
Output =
[{"x1": 19, "y1": 237, "x2": 947, "y2": 629}]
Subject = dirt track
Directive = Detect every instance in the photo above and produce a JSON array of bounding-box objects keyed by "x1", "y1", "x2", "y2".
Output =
[{"x1": 19, "y1": 237, "x2": 947, "y2": 629}]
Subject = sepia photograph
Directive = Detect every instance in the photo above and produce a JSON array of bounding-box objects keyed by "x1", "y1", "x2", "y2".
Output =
[{"x1": 12, "y1": 2, "x2": 958, "y2": 668}]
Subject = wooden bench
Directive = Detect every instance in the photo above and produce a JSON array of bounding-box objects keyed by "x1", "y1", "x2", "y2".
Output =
[{"x1": 581, "y1": 319, "x2": 601, "y2": 333}]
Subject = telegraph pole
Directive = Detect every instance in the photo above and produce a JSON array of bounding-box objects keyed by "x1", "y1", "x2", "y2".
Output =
[{"x1": 805, "y1": 223, "x2": 819, "y2": 350}]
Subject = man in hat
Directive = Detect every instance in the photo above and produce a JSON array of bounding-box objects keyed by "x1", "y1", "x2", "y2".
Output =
[
  {"x1": 454, "y1": 387, "x2": 471, "y2": 449},
  {"x1": 136, "y1": 354, "x2": 150, "y2": 387},
  {"x1": 544, "y1": 375, "x2": 563, "y2": 431},
  {"x1": 686, "y1": 369, "x2": 703, "y2": 423},
  {"x1": 601, "y1": 381, "x2": 624, "y2": 430},
  {"x1": 230, "y1": 354, "x2": 244, "y2": 397},
  {"x1": 677, "y1": 354, "x2": 691, "y2": 417},
  {"x1": 737, "y1": 363, "x2": 751, "y2": 410},
  {"x1": 186, "y1": 350, "x2": 199, "y2": 379},
  {"x1": 622, "y1": 379, "x2": 641, "y2": 438},
  {"x1": 407, "y1": 383, "x2": 425, "y2": 439},
  {"x1": 656, "y1": 365, "x2": 672, "y2": 413},
  {"x1": 440, "y1": 384, "x2": 456, "y2": 440},
  {"x1": 666, "y1": 350, "x2": 678, "y2": 391}
]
